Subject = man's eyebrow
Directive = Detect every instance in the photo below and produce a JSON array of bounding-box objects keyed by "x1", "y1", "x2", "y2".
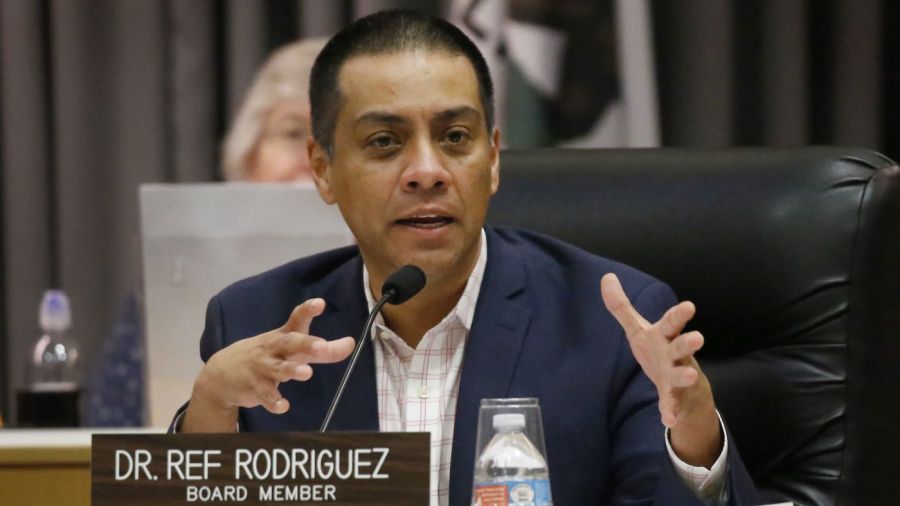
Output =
[
  {"x1": 433, "y1": 106, "x2": 481, "y2": 123},
  {"x1": 354, "y1": 106, "x2": 482, "y2": 126},
  {"x1": 355, "y1": 111, "x2": 408, "y2": 126}
]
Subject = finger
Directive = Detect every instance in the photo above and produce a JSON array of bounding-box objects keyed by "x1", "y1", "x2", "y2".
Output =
[
  {"x1": 668, "y1": 331, "x2": 704, "y2": 362},
  {"x1": 269, "y1": 331, "x2": 323, "y2": 357},
  {"x1": 659, "y1": 394, "x2": 677, "y2": 428},
  {"x1": 264, "y1": 398, "x2": 289, "y2": 414},
  {"x1": 282, "y1": 298, "x2": 326, "y2": 333},
  {"x1": 299, "y1": 336, "x2": 356, "y2": 364},
  {"x1": 259, "y1": 387, "x2": 290, "y2": 414},
  {"x1": 271, "y1": 333, "x2": 355, "y2": 364},
  {"x1": 654, "y1": 301, "x2": 696, "y2": 339},
  {"x1": 600, "y1": 273, "x2": 650, "y2": 336},
  {"x1": 272, "y1": 361, "x2": 314, "y2": 382},
  {"x1": 670, "y1": 365, "x2": 699, "y2": 388}
]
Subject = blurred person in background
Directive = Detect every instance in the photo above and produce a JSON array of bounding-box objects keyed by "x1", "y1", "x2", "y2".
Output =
[
  {"x1": 88, "y1": 39, "x2": 327, "y2": 427},
  {"x1": 222, "y1": 38, "x2": 327, "y2": 183}
]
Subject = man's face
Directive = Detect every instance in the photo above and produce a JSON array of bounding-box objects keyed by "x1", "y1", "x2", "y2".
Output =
[{"x1": 310, "y1": 50, "x2": 500, "y2": 287}]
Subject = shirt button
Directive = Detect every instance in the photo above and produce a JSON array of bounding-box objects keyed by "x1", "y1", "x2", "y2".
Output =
[{"x1": 418, "y1": 385, "x2": 429, "y2": 399}]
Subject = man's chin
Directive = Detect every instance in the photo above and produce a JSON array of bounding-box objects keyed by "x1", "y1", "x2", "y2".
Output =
[
  {"x1": 364, "y1": 229, "x2": 480, "y2": 284},
  {"x1": 398, "y1": 247, "x2": 479, "y2": 286},
  {"x1": 397, "y1": 251, "x2": 453, "y2": 275}
]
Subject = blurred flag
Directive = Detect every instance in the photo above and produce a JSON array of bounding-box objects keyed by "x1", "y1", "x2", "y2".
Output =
[
  {"x1": 445, "y1": 0, "x2": 659, "y2": 148},
  {"x1": 86, "y1": 294, "x2": 145, "y2": 426},
  {"x1": 446, "y1": 0, "x2": 510, "y2": 129}
]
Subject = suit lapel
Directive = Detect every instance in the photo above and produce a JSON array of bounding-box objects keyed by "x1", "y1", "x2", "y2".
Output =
[
  {"x1": 449, "y1": 228, "x2": 533, "y2": 505},
  {"x1": 309, "y1": 256, "x2": 380, "y2": 431},
  {"x1": 306, "y1": 229, "x2": 534, "y2": 500}
]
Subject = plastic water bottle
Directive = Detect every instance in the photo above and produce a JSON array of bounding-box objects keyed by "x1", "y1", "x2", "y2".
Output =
[
  {"x1": 16, "y1": 290, "x2": 82, "y2": 427},
  {"x1": 472, "y1": 413, "x2": 553, "y2": 506}
]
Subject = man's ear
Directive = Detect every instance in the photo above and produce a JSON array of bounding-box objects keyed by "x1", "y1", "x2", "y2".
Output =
[
  {"x1": 308, "y1": 138, "x2": 336, "y2": 204},
  {"x1": 489, "y1": 128, "x2": 501, "y2": 195}
]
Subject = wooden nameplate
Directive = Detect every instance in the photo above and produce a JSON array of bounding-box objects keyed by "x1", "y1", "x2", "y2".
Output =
[{"x1": 92, "y1": 432, "x2": 428, "y2": 505}]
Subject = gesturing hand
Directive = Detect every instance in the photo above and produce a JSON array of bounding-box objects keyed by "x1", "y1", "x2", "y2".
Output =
[
  {"x1": 600, "y1": 273, "x2": 721, "y2": 467},
  {"x1": 183, "y1": 298, "x2": 355, "y2": 432}
]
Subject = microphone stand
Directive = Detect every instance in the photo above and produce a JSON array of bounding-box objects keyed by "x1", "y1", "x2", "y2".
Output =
[{"x1": 319, "y1": 289, "x2": 395, "y2": 432}]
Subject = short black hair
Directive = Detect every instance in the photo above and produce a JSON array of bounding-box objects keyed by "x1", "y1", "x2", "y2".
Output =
[{"x1": 309, "y1": 9, "x2": 495, "y2": 158}]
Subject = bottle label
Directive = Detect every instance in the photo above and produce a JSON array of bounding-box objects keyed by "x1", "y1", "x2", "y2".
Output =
[{"x1": 473, "y1": 479, "x2": 552, "y2": 506}]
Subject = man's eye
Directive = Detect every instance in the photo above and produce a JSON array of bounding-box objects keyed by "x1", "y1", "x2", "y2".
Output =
[
  {"x1": 370, "y1": 135, "x2": 397, "y2": 148},
  {"x1": 445, "y1": 130, "x2": 469, "y2": 144}
]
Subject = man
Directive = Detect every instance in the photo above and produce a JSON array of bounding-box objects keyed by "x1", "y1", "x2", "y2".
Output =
[{"x1": 176, "y1": 9, "x2": 757, "y2": 505}]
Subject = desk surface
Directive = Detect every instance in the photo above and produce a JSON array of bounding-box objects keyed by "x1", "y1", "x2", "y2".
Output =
[
  {"x1": 0, "y1": 428, "x2": 164, "y2": 464},
  {"x1": 0, "y1": 428, "x2": 165, "y2": 505},
  {"x1": 0, "y1": 427, "x2": 162, "y2": 447}
]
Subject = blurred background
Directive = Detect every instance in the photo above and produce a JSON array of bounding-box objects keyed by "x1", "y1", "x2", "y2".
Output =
[{"x1": 0, "y1": 0, "x2": 895, "y2": 425}]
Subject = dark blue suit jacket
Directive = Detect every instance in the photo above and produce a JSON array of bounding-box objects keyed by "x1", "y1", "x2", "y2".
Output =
[{"x1": 194, "y1": 226, "x2": 757, "y2": 505}]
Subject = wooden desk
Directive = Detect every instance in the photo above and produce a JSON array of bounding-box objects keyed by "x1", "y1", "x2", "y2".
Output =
[{"x1": 0, "y1": 428, "x2": 162, "y2": 505}]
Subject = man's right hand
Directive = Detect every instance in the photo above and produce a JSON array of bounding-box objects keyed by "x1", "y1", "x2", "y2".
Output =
[{"x1": 181, "y1": 298, "x2": 355, "y2": 432}]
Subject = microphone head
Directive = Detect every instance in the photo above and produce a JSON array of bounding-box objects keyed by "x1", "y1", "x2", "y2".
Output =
[{"x1": 382, "y1": 265, "x2": 426, "y2": 305}]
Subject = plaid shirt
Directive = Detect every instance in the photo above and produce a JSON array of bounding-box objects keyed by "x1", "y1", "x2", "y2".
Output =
[
  {"x1": 362, "y1": 229, "x2": 726, "y2": 504},
  {"x1": 363, "y1": 230, "x2": 486, "y2": 506}
]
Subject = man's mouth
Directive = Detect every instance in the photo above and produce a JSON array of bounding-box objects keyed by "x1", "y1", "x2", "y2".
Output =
[{"x1": 395, "y1": 215, "x2": 454, "y2": 228}]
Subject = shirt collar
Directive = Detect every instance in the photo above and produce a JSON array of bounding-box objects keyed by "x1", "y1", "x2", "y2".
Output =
[{"x1": 362, "y1": 228, "x2": 487, "y2": 336}]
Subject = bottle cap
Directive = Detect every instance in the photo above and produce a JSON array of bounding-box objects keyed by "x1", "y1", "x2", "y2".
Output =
[
  {"x1": 492, "y1": 413, "x2": 526, "y2": 430},
  {"x1": 39, "y1": 289, "x2": 71, "y2": 332}
]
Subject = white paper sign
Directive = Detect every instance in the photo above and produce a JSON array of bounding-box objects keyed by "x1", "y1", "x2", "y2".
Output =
[{"x1": 140, "y1": 183, "x2": 353, "y2": 427}]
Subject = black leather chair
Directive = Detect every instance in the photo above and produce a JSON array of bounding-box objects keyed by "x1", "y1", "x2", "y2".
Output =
[{"x1": 487, "y1": 147, "x2": 900, "y2": 506}]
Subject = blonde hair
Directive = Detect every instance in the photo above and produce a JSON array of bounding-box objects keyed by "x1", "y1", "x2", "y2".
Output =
[{"x1": 221, "y1": 38, "x2": 327, "y2": 181}]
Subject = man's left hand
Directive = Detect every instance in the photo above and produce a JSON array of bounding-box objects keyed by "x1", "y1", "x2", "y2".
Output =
[{"x1": 600, "y1": 273, "x2": 722, "y2": 468}]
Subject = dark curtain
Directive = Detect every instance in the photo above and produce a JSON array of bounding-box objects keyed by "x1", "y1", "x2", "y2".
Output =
[
  {"x1": 883, "y1": 0, "x2": 900, "y2": 156},
  {"x1": 0, "y1": 0, "x2": 230, "y2": 423},
  {"x1": 0, "y1": 0, "x2": 893, "y2": 423},
  {"x1": 653, "y1": 0, "x2": 884, "y2": 153}
]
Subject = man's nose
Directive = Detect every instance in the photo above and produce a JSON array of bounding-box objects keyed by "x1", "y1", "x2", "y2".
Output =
[{"x1": 401, "y1": 140, "x2": 449, "y2": 192}]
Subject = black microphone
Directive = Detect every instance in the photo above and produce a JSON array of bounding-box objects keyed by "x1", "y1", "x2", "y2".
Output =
[
  {"x1": 381, "y1": 264, "x2": 427, "y2": 304},
  {"x1": 319, "y1": 265, "x2": 426, "y2": 431}
]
